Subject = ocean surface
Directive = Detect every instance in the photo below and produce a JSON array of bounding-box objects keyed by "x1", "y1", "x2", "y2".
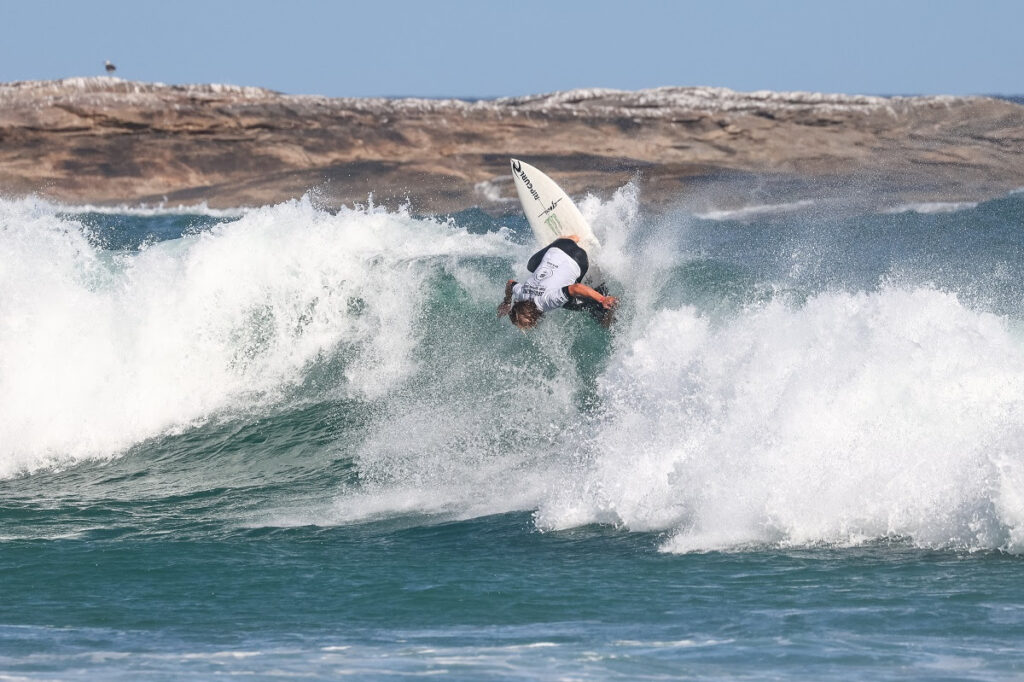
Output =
[{"x1": 1, "y1": 186, "x2": 1023, "y2": 680}]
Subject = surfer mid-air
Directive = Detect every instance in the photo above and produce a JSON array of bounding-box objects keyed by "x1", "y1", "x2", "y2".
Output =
[
  {"x1": 499, "y1": 159, "x2": 618, "y2": 329},
  {"x1": 497, "y1": 235, "x2": 617, "y2": 329}
]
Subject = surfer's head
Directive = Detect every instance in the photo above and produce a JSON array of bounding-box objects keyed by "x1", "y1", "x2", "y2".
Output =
[{"x1": 508, "y1": 300, "x2": 541, "y2": 329}]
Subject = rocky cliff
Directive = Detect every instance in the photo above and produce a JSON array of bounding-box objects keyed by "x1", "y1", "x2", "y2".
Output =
[{"x1": 1, "y1": 77, "x2": 1022, "y2": 211}]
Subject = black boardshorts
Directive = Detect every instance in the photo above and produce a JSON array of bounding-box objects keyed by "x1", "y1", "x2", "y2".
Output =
[{"x1": 526, "y1": 238, "x2": 589, "y2": 283}]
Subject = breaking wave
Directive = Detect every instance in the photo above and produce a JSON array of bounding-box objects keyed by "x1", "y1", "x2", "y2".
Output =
[{"x1": 2, "y1": 188, "x2": 1023, "y2": 553}]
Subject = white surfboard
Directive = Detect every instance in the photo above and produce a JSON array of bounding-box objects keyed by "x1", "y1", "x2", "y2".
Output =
[{"x1": 510, "y1": 159, "x2": 602, "y2": 284}]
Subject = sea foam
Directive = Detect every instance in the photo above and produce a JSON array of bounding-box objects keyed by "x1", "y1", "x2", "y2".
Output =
[
  {"x1": 5, "y1": 189, "x2": 1024, "y2": 555},
  {"x1": 536, "y1": 286, "x2": 1024, "y2": 553},
  {"x1": 0, "y1": 196, "x2": 508, "y2": 477}
]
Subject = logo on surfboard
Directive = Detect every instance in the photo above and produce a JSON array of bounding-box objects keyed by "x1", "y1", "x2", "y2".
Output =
[
  {"x1": 511, "y1": 160, "x2": 541, "y2": 202},
  {"x1": 537, "y1": 197, "x2": 562, "y2": 218}
]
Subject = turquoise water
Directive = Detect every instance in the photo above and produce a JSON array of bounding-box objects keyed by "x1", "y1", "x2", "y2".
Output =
[{"x1": 1, "y1": 189, "x2": 1023, "y2": 679}]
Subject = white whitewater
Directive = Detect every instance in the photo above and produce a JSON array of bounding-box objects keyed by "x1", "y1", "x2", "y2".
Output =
[{"x1": 3, "y1": 190, "x2": 1024, "y2": 555}]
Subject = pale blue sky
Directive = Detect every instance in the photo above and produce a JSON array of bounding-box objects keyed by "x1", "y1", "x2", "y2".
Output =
[{"x1": 2, "y1": 0, "x2": 1022, "y2": 97}]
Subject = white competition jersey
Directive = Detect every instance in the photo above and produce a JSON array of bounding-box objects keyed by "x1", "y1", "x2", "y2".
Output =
[{"x1": 511, "y1": 246, "x2": 581, "y2": 313}]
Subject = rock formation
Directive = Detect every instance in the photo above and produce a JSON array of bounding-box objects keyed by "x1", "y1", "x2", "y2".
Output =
[{"x1": 1, "y1": 77, "x2": 1021, "y2": 211}]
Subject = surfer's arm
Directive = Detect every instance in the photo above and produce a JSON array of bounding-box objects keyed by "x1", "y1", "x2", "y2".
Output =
[
  {"x1": 567, "y1": 283, "x2": 617, "y2": 309},
  {"x1": 497, "y1": 279, "x2": 516, "y2": 317}
]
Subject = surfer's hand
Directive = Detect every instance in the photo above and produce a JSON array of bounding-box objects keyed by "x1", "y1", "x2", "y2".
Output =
[
  {"x1": 600, "y1": 296, "x2": 618, "y2": 309},
  {"x1": 498, "y1": 280, "x2": 516, "y2": 317}
]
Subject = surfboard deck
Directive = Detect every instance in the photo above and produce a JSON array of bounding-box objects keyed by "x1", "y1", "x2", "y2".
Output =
[{"x1": 510, "y1": 159, "x2": 604, "y2": 286}]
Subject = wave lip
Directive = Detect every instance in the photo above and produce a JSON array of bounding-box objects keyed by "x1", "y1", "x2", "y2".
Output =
[
  {"x1": 883, "y1": 201, "x2": 979, "y2": 214},
  {"x1": 59, "y1": 201, "x2": 251, "y2": 218},
  {"x1": 694, "y1": 199, "x2": 817, "y2": 221},
  {"x1": 0, "y1": 194, "x2": 250, "y2": 218}
]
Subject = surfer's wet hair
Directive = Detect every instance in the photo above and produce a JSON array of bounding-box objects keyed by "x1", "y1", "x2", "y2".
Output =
[{"x1": 508, "y1": 300, "x2": 542, "y2": 329}]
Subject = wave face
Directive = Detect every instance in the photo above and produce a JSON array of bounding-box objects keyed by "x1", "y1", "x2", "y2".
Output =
[
  {"x1": 2, "y1": 190, "x2": 1024, "y2": 555},
  {"x1": 0, "y1": 197, "x2": 505, "y2": 475}
]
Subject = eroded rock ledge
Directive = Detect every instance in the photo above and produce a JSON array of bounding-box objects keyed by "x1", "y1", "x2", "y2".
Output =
[{"x1": 1, "y1": 77, "x2": 1022, "y2": 211}]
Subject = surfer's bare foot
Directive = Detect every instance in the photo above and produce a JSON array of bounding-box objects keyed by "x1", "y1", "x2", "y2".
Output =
[{"x1": 565, "y1": 234, "x2": 581, "y2": 243}]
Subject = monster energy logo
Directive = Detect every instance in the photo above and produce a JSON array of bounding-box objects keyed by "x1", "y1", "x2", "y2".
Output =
[{"x1": 544, "y1": 213, "x2": 563, "y2": 232}]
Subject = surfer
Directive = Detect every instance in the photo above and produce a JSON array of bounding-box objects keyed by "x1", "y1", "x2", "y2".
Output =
[{"x1": 497, "y1": 235, "x2": 617, "y2": 329}]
